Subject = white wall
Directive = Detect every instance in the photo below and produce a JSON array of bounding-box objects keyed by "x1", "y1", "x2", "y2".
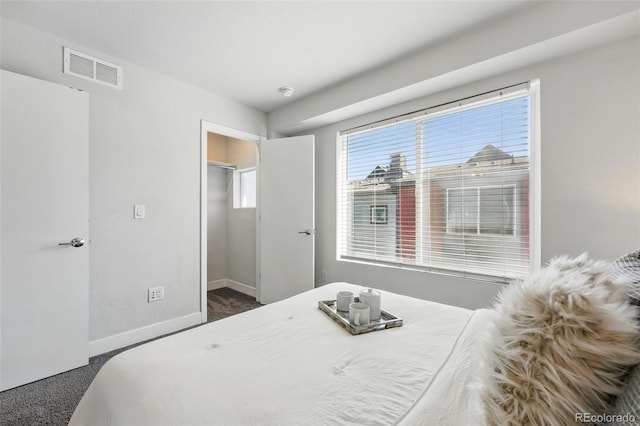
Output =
[
  {"x1": 207, "y1": 166, "x2": 228, "y2": 283},
  {"x1": 306, "y1": 36, "x2": 640, "y2": 309},
  {"x1": 1, "y1": 18, "x2": 267, "y2": 349}
]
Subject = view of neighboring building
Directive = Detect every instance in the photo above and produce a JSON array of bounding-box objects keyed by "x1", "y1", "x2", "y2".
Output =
[
  {"x1": 348, "y1": 144, "x2": 529, "y2": 277},
  {"x1": 348, "y1": 153, "x2": 416, "y2": 262}
]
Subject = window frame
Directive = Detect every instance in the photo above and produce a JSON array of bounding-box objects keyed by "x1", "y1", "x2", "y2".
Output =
[
  {"x1": 369, "y1": 205, "x2": 388, "y2": 225},
  {"x1": 445, "y1": 184, "x2": 517, "y2": 237}
]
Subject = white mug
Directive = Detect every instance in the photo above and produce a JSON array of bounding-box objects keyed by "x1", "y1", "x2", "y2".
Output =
[
  {"x1": 349, "y1": 302, "x2": 370, "y2": 326},
  {"x1": 336, "y1": 291, "x2": 354, "y2": 312},
  {"x1": 359, "y1": 288, "x2": 381, "y2": 320}
]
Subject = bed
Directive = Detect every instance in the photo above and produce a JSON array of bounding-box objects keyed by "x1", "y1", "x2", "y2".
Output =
[
  {"x1": 69, "y1": 282, "x2": 489, "y2": 426},
  {"x1": 71, "y1": 252, "x2": 640, "y2": 426}
]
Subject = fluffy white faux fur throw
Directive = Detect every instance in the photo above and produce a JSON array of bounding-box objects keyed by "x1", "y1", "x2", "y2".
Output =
[{"x1": 483, "y1": 253, "x2": 640, "y2": 426}]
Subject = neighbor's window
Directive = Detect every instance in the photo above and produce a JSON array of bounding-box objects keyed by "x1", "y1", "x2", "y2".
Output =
[
  {"x1": 370, "y1": 206, "x2": 388, "y2": 225},
  {"x1": 446, "y1": 185, "x2": 516, "y2": 236},
  {"x1": 233, "y1": 168, "x2": 256, "y2": 208},
  {"x1": 336, "y1": 82, "x2": 539, "y2": 281}
]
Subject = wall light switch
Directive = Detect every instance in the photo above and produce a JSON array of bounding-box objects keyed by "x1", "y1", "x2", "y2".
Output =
[{"x1": 134, "y1": 204, "x2": 146, "y2": 219}]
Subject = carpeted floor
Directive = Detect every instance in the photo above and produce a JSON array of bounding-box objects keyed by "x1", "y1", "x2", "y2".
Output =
[
  {"x1": 0, "y1": 288, "x2": 262, "y2": 426},
  {"x1": 207, "y1": 286, "x2": 262, "y2": 321}
]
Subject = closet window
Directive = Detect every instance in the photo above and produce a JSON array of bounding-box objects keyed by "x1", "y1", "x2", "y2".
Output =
[{"x1": 233, "y1": 168, "x2": 256, "y2": 208}]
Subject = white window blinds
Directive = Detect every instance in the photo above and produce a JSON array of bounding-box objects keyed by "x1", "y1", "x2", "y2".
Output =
[{"x1": 337, "y1": 83, "x2": 538, "y2": 281}]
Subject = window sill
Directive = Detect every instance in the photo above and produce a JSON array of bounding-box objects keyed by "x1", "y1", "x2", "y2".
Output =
[{"x1": 337, "y1": 255, "x2": 518, "y2": 285}]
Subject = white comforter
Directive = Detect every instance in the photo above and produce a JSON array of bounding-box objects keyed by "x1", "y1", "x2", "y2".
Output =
[{"x1": 70, "y1": 283, "x2": 488, "y2": 426}]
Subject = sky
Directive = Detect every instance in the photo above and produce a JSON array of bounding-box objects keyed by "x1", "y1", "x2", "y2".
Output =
[{"x1": 346, "y1": 95, "x2": 530, "y2": 182}]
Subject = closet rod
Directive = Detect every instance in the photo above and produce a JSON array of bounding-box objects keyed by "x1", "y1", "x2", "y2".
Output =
[{"x1": 207, "y1": 160, "x2": 237, "y2": 170}]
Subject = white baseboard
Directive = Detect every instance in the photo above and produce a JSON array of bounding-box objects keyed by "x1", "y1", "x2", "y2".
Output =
[
  {"x1": 208, "y1": 278, "x2": 256, "y2": 298},
  {"x1": 89, "y1": 280, "x2": 257, "y2": 357},
  {"x1": 207, "y1": 279, "x2": 227, "y2": 291},
  {"x1": 88, "y1": 312, "x2": 202, "y2": 357},
  {"x1": 226, "y1": 279, "x2": 256, "y2": 297}
]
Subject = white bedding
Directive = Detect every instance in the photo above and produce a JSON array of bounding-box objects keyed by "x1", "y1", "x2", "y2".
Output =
[{"x1": 70, "y1": 283, "x2": 487, "y2": 426}]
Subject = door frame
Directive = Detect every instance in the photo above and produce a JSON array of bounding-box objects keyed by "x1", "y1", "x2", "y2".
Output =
[{"x1": 199, "y1": 120, "x2": 263, "y2": 323}]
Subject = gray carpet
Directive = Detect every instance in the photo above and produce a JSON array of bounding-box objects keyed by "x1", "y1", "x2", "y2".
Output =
[
  {"x1": 207, "y1": 286, "x2": 262, "y2": 321},
  {"x1": 0, "y1": 288, "x2": 262, "y2": 426}
]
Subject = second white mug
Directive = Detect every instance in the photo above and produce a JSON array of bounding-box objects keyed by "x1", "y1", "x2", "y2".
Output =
[{"x1": 348, "y1": 302, "x2": 370, "y2": 326}]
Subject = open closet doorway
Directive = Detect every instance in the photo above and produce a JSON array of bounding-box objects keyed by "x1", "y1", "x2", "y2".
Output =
[
  {"x1": 200, "y1": 121, "x2": 316, "y2": 321},
  {"x1": 200, "y1": 121, "x2": 262, "y2": 323}
]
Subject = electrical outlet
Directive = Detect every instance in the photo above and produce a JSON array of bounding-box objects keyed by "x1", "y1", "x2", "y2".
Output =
[
  {"x1": 148, "y1": 286, "x2": 165, "y2": 302},
  {"x1": 321, "y1": 271, "x2": 328, "y2": 282}
]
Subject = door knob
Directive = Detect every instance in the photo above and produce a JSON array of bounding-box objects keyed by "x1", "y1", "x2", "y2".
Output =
[
  {"x1": 58, "y1": 237, "x2": 85, "y2": 247},
  {"x1": 298, "y1": 229, "x2": 314, "y2": 235}
]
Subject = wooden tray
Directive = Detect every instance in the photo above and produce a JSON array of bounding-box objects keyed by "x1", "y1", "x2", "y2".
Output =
[{"x1": 318, "y1": 297, "x2": 403, "y2": 335}]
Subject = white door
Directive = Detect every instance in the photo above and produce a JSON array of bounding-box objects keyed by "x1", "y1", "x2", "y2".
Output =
[
  {"x1": 0, "y1": 70, "x2": 89, "y2": 391},
  {"x1": 258, "y1": 135, "x2": 314, "y2": 304}
]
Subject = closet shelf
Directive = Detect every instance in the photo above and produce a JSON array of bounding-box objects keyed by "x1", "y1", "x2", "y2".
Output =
[{"x1": 207, "y1": 160, "x2": 237, "y2": 170}]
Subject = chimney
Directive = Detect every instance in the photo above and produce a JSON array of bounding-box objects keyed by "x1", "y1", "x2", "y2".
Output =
[
  {"x1": 386, "y1": 153, "x2": 409, "y2": 181},
  {"x1": 390, "y1": 153, "x2": 407, "y2": 172}
]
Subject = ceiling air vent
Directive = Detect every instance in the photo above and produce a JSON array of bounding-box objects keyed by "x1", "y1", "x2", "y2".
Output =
[{"x1": 63, "y1": 47, "x2": 122, "y2": 89}]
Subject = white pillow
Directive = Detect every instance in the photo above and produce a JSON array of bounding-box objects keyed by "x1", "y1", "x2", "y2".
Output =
[{"x1": 483, "y1": 253, "x2": 640, "y2": 426}]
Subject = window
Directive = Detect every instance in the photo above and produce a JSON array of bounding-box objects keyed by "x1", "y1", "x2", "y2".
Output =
[
  {"x1": 233, "y1": 168, "x2": 256, "y2": 208},
  {"x1": 446, "y1": 185, "x2": 515, "y2": 236},
  {"x1": 337, "y1": 82, "x2": 539, "y2": 281},
  {"x1": 370, "y1": 206, "x2": 388, "y2": 224}
]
